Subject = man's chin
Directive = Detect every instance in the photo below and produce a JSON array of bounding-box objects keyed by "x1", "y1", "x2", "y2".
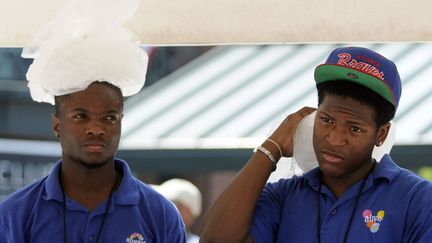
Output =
[
  {"x1": 319, "y1": 163, "x2": 347, "y2": 178},
  {"x1": 77, "y1": 158, "x2": 111, "y2": 169}
]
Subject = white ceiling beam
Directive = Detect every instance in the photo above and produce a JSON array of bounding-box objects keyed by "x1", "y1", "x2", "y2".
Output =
[{"x1": 1, "y1": 0, "x2": 431, "y2": 47}]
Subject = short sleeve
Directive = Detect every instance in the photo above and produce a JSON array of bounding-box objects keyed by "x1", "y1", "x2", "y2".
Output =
[
  {"x1": 164, "y1": 200, "x2": 187, "y2": 243},
  {"x1": 250, "y1": 180, "x2": 287, "y2": 243},
  {"x1": 403, "y1": 181, "x2": 432, "y2": 243},
  {"x1": 408, "y1": 206, "x2": 432, "y2": 243},
  {"x1": 0, "y1": 223, "x2": 11, "y2": 243}
]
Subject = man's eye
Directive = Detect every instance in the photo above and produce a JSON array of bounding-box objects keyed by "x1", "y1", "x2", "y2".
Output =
[
  {"x1": 320, "y1": 116, "x2": 332, "y2": 124},
  {"x1": 73, "y1": 114, "x2": 87, "y2": 119},
  {"x1": 350, "y1": 126, "x2": 362, "y2": 133},
  {"x1": 105, "y1": 115, "x2": 118, "y2": 122}
]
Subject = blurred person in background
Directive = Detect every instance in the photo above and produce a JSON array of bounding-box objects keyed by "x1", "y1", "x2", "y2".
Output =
[{"x1": 155, "y1": 178, "x2": 202, "y2": 243}]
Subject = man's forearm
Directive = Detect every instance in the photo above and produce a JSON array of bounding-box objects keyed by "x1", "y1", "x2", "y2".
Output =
[{"x1": 200, "y1": 145, "x2": 277, "y2": 243}]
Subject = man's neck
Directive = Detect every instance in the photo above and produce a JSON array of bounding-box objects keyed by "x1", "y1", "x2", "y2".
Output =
[
  {"x1": 60, "y1": 159, "x2": 120, "y2": 210},
  {"x1": 322, "y1": 160, "x2": 375, "y2": 199}
]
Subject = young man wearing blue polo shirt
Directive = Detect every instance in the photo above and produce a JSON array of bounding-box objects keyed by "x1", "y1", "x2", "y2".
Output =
[
  {"x1": 201, "y1": 46, "x2": 432, "y2": 242},
  {"x1": 0, "y1": 82, "x2": 186, "y2": 243},
  {"x1": 0, "y1": 0, "x2": 186, "y2": 241}
]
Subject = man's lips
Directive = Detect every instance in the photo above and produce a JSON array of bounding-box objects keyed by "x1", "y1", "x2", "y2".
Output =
[
  {"x1": 321, "y1": 149, "x2": 345, "y2": 163},
  {"x1": 83, "y1": 141, "x2": 106, "y2": 153}
]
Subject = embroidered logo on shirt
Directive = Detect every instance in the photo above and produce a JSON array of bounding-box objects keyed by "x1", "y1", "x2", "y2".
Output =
[
  {"x1": 363, "y1": 209, "x2": 385, "y2": 233},
  {"x1": 126, "y1": 232, "x2": 146, "y2": 243}
]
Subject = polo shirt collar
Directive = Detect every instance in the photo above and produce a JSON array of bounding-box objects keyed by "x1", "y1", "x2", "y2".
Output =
[
  {"x1": 43, "y1": 159, "x2": 140, "y2": 206},
  {"x1": 372, "y1": 154, "x2": 401, "y2": 183},
  {"x1": 113, "y1": 159, "x2": 140, "y2": 205},
  {"x1": 43, "y1": 160, "x2": 63, "y2": 202},
  {"x1": 303, "y1": 167, "x2": 321, "y2": 190}
]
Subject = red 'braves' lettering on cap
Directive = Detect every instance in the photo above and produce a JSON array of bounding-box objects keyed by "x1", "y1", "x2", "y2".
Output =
[{"x1": 314, "y1": 46, "x2": 402, "y2": 111}]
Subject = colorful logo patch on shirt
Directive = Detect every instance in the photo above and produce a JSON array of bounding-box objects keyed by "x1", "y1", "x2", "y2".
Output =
[
  {"x1": 363, "y1": 209, "x2": 385, "y2": 233},
  {"x1": 126, "y1": 232, "x2": 146, "y2": 243}
]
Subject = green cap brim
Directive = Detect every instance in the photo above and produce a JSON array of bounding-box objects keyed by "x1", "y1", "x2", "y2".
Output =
[{"x1": 314, "y1": 64, "x2": 395, "y2": 106}]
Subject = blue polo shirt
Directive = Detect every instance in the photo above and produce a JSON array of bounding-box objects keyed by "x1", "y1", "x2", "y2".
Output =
[
  {"x1": 0, "y1": 159, "x2": 186, "y2": 243},
  {"x1": 251, "y1": 154, "x2": 432, "y2": 242}
]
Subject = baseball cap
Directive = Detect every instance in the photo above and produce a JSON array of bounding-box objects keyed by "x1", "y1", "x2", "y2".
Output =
[{"x1": 314, "y1": 46, "x2": 402, "y2": 110}]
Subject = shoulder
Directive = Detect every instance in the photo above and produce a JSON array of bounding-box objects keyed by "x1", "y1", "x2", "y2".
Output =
[
  {"x1": 135, "y1": 179, "x2": 179, "y2": 213},
  {"x1": 257, "y1": 174, "x2": 310, "y2": 209},
  {"x1": 115, "y1": 160, "x2": 180, "y2": 216},
  {"x1": 0, "y1": 177, "x2": 47, "y2": 215},
  {"x1": 379, "y1": 157, "x2": 432, "y2": 210},
  {"x1": 265, "y1": 173, "x2": 311, "y2": 195},
  {"x1": 387, "y1": 160, "x2": 432, "y2": 195},
  {"x1": 378, "y1": 155, "x2": 432, "y2": 190},
  {"x1": 391, "y1": 168, "x2": 432, "y2": 241},
  {"x1": 397, "y1": 168, "x2": 432, "y2": 202},
  {"x1": 0, "y1": 177, "x2": 47, "y2": 239}
]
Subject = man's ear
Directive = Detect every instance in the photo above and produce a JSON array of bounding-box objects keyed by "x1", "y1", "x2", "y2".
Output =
[
  {"x1": 52, "y1": 113, "x2": 60, "y2": 139},
  {"x1": 376, "y1": 122, "x2": 391, "y2": 146}
]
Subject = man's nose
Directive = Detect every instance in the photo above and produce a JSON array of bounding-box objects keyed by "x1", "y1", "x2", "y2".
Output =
[
  {"x1": 86, "y1": 119, "x2": 105, "y2": 136},
  {"x1": 326, "y1": 126, "x2": 346, "y2": 146}
]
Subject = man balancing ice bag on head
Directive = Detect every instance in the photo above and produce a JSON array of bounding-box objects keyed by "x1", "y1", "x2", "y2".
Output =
[
  {"x1": 0, "y1": 0, "x2": 186, "y2": 242},
  {"x1": 201, "y1": 46, "x2": 432, "y2": 243}
]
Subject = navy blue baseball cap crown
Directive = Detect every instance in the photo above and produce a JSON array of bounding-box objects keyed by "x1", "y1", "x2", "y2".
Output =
[{"x1": 314, "y1": 46, "x2": 402, "y2": 111}]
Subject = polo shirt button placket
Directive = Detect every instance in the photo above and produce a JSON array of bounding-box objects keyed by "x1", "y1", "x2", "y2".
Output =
[{"x1": 331, "y1": 209, "x2": 337, "y2": 215}]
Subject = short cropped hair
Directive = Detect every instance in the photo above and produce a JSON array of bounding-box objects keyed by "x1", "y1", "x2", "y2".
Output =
[
  {"x1": 317, "y1": 80, "x2": 395, "y2": 127},
  {"x1": 54, "y1": 81, "x2": 123, "y2": 115}
]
